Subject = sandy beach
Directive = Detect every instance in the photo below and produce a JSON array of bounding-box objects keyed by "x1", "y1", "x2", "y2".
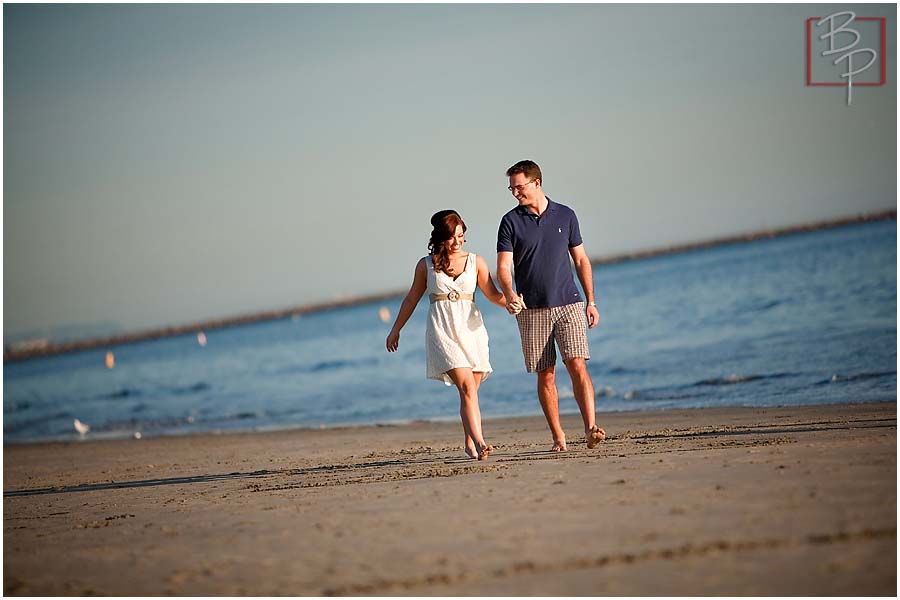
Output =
[{"x1": 4, "y1": 402, "x2": 896, "y2": 596}]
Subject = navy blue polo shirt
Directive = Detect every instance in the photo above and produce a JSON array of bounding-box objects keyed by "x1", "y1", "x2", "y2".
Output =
[{"x1": 497, "y1": 198, "x2": 584, "y2": 308}]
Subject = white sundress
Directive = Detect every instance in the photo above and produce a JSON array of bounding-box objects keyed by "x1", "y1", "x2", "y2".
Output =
[{"x1": 425, "y1": 253, "x2": 492, "y2": 386}]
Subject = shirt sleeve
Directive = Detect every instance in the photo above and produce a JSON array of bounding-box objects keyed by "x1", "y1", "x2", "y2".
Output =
[
  {"x1": 568, "y1": 210, "x2": 583, "y2": 248},
  {"x1": 497, "y1": 216, "x2": 514, "y2": 253}
]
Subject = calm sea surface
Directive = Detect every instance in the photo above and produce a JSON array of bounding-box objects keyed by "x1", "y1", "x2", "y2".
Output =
[{"x1": 5, "y1": 221, "x2": 897, "y2": 443}]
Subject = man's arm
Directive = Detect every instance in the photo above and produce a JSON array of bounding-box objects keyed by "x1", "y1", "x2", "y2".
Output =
[{"x1": 569, "y1": 244, "x2": 599, "y2": 328}]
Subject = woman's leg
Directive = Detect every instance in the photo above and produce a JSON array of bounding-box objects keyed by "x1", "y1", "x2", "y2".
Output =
[
  {"x1": 461, "y1": 372, "x2": 492, "y2": 457},
  {"x1": 446, "y1": 368, "x2": 489, "y2": 459},
  {"x1": 462, "y1": 372, "x2": 483, "y2": 458},
  {"x1": 471, "y1": 373, "x2": 493, "y2": 452}
]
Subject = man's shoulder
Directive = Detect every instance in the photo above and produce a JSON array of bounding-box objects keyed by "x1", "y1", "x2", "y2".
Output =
[
  {"x1": 500, "y1": 206, "x2": 521, "y2": 220},
  {"x1": 499, "y1": 206, "x2": 523, "y2": 226},
  {"x1": 549, "y1": 198, "x2": 578, "y2": 217}
]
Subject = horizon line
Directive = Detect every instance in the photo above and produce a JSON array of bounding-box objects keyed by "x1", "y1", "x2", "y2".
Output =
[{"x1": 5, "y1": 208, "x2": 895, "y2": 363}]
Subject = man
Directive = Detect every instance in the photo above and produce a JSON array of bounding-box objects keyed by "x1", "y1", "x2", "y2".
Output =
[{"x1": 497, "y1": 159, "x2": 606, "y2": 452}]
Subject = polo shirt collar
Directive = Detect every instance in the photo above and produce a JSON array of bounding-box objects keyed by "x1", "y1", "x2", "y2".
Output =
[{"x1": 516, "y1": 196, "x2": 556, "y2": 217}]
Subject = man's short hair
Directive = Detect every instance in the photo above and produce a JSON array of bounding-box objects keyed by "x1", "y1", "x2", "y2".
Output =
[{"x1": 506, "y1": 160, "x2": 542, "y2": 184}]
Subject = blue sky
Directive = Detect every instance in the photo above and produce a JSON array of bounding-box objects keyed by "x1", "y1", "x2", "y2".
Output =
[{"x1": 4, "y1": 4, "x2": 896, "y2": 339}]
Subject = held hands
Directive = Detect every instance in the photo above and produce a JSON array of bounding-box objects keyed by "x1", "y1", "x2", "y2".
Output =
[
  {"x1": 385, "y1": 329, "x2": 400, "y2": 352},
  {"x1": 506, "y1": 293, "x2": 527, "y2": 315}
]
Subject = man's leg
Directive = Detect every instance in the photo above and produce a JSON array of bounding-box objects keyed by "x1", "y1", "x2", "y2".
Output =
[
  {"x1": 557, "y1": 303, "x2": 606, "y2": 447},
  {"x1": 563, "y1": 357, "x2": 599, "y2": 434},
  {"x1": 515, "y1": 307, "x2": 561, "y2": 451},
  {"x1": 537, "y1": 365, "x2": 567, "y2": 451}
]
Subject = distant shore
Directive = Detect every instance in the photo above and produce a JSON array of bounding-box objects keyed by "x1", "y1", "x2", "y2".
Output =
[
  {"x1": 4, "y1": 402, "x2": 896, "y2": 595},
  {"x1": 5, "y1": 209, "x2": 895, "y2": 363}
]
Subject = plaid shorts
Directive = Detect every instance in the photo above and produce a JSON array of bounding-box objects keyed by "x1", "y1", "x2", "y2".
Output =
[{"x1": 514, "y1": 301, "x2": 590, "y2": 373}]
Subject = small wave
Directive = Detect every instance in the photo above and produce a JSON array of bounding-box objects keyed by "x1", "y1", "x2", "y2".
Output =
[
  {"x1": 266, "y1": 357, "x2": 378, "y2": 376},
  {"x1": 742, "y1": 299, "x2": 781, "y2": 313},
  {"x1": 311, "y1": 359, "x2": 355, "y2": 372},
  {"x1": 193, "y1": 410, "x2": 266, "y2": 426},
  {"x1": 4, "y1": 411, "x2": 73, "y2": 435},
  {"x1": 648, "y1": 391, "x2": 701, "y2": 401},
  {"x1": 3, "y1": 400, "x2": 31, "y2": 413},
  {"x1": 101, "y1": 387, "x2": 142, "y2": 399},
  {"x1": 823, "y1": 371, "x2": 896, "y2": 384},
  {"x1": 309, "y1": 357, "x2": 379, "y2": 373},
  {"x1": 693, "y1": 372, "x2": 798, "y2": 387},
  {"x1": 76, "y1": 411, "x2": 204, "y2": 435},
  {"x1": 696, "y1": 374, "x2": 764, "y2": 386},
  {"x1": 171, "y1": 382, "x2": 211, "y2": 395},
  {"x1": 619, "y1": 388, "x2": 697, "y2": 402},
  {"x1": 607, "y1": 366, "x2": 648, "y2": 376}
]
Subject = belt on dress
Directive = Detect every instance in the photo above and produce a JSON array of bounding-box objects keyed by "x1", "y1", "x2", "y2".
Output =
[{"x1": 429, "y1": 291, "x2": 474, "y2": 303}]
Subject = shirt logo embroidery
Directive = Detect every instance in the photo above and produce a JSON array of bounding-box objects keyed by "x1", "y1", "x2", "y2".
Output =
[{"x1": 558, "y1": 228, "x2": 562, "y2": 233}]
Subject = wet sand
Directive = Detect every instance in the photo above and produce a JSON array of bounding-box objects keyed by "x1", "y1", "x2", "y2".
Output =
[{"x1": 4, "y1": 402, "x2": 896, "y2": 596}]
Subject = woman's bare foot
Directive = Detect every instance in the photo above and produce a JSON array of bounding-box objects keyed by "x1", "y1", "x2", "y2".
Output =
[
  {"x1": 466, "y1": 440, "x2": 493, "y2": 460},
  {"x1": 476, "y1": 442, "x2": 493, "y2": 461},
  {"x1": 586, "y1": 425, "x2": 606, "y2": 448},
  {"x1": 465, "y1": 441, "x2": 477, "y2": 459},
  {"x1": 550, "y1": 439, "x2": 567, "y2": 452}
]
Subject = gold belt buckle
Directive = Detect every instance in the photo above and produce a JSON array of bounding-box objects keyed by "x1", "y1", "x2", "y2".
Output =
[{"x1": 447, "y1": 290, "x2": 460, "y2": 302}]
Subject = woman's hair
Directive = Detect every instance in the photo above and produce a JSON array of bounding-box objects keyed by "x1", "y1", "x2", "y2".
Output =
[{"x1": 428, "y1": 209, "x2": 467, "y2": 273}]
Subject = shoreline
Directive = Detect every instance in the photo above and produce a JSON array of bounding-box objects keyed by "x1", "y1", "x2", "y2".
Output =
[
  {"x1": 5, "y1": 209, "x2": 895, "y2": 362},
  {"x1": 5, "y1": 398, "x2": 897, "y2": 448},
  {"x1": 5, "y1": 401, "x2": 895, "y2": 595}
]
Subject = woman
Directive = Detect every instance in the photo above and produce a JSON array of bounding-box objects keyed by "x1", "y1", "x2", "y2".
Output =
[{"x1": 386, "y1": 210, "x2": 523, "y2": 460}]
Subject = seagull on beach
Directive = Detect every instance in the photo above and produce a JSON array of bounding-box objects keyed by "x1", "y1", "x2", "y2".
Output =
[{"x1": 73, "y1": 419, "x2": 90, "y2": 436}]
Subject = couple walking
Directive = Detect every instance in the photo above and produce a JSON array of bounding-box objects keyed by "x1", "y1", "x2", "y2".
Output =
[{"x1": 386, "y1": 160, "x2": 606, "y2": 459}]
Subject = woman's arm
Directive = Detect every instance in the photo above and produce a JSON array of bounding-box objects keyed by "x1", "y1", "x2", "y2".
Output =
[
  {"x1": 475, "y1": 254, "x2": 508, "y2": 308},
  {"x1": 386, "y1": 258, "x2": 428, "y2": 352}
]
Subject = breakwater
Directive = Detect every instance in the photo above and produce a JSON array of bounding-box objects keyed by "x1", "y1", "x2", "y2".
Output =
[{"x1": 5, "y1": 209, "x2": 895, "y2": 363}]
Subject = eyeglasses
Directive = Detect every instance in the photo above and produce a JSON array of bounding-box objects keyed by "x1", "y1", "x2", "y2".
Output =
[{"x1": 508, "y1": 179, "x2": 536, "y2": 193}]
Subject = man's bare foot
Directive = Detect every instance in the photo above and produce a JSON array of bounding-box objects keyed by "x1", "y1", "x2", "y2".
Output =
[
  {"x1": 586, "y1": 425, "x2": 606, "y2": 449},
  {"x1": 550, "y1": 439, "x2": 568, "y2": 452}
]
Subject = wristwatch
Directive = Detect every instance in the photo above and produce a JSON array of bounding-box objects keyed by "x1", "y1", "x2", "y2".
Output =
[{"x1": 588, "y1": 301, "x2": 597, "y2": 307}]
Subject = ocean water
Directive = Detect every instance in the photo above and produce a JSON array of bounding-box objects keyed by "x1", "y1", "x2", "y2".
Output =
[{"x1": 4, "y1": 220, "x2": 896, "y2": 443}]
